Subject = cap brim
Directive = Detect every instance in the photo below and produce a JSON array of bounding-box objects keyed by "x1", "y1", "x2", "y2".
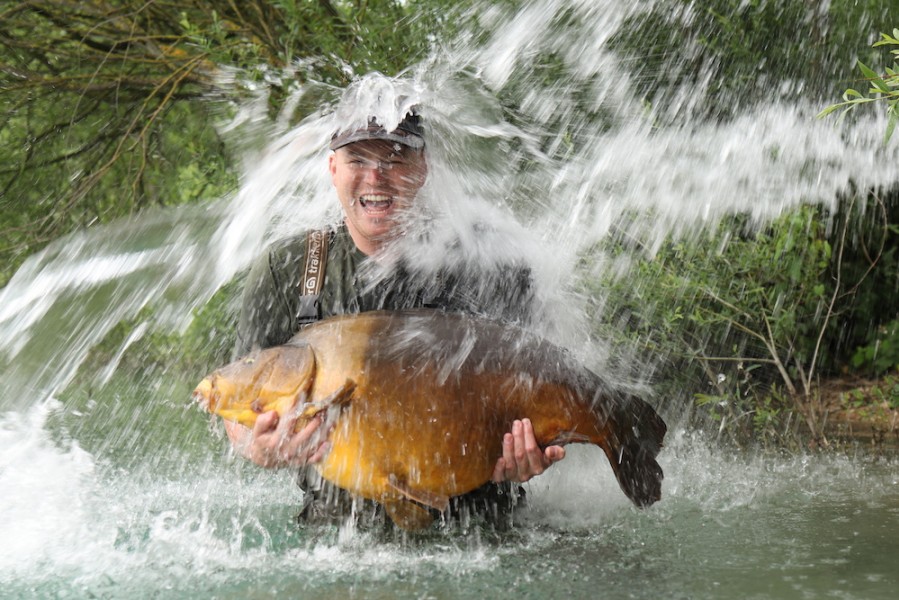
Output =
[{"x1": 330, "y1": 127, "x2": 425, "y2": 151}]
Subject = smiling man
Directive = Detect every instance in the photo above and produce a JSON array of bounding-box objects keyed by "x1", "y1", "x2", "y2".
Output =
[
  {"x1": 328, "y1": 115, "x2": 427, "y2": 256},
  {"x1": 227, "y1": 99, "x2": 565, "y2": 529}
]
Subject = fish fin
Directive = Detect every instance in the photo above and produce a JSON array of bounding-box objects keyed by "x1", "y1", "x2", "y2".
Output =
[
  {"x1": 547, "y1": 431, "x2": 591, "y2": 445},
  {"x1": 387, "y1": 474, "x2": 450, "y2": 513},
  {"x1": 262, "y1": 344, "x2": 317, "y2": 417},
  {"x1": 601, "y1": 393, "x2": 667, "y2": 507},
  {"x1": 382, "y1": 500, "x2": 436, "y2": 531},
  {"x1": 297, "y1": 378, "x2": 356, "y2": 420}
]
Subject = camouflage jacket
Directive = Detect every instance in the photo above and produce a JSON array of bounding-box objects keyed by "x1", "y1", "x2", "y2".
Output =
[{"x1": 236, "y1": 224, "x2": 534, "y2": 354}]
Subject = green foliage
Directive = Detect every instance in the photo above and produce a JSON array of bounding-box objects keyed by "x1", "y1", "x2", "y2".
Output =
[
  {"x1": 693, "y1": 363, "x2": 790, "y2": 447},
  {"x1": 83, "y1": 274, "x2": 244, "y2": 385},
  {"x1": 55, "y1": 272, "x2": 243, "y2": 460},
  {"x1": 851, "y1": 318, "x2": 899, "y2": 374},
  {"x1": 822, "y1": 186, "x2": 899, "y2": 369},
  {"x1": 0, "y1": 0, "x2": 472, "y2": 287},
  {"x1": 840, "y1": 374, "x2": 899, "y2": 411},
  {"x1": 818, "y1": 28, "x2": 899, "y2": 143},
  {"x1": 612, "y1": 0, "x2": 898, "y2": 121},
  {"x1": 592, "y1": 185, "x2": 899, "y2": 446},
  {"x1": 592, "y1": 203, "x2": 842, "y2": 443},
  {"x1": 50, "y1": 279, "x2": 243, "y2": 466},
  {"x1": 602, "y1": 205, "x2": 830, "y2": 367}
]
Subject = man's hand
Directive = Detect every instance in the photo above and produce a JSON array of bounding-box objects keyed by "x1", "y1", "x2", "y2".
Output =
[
  {"x1": 492, "y1": 418, "x2": 565, "y2": 483},
  {"x1": 224, "y1": 408, "x2": 330, "y2": 469}
]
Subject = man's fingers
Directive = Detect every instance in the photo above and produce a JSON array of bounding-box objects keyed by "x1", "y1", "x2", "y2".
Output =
[
  {"x1": 492, "y1": 457, "x2": 507, "y2": 483},
  {"x1": 545, "y1": 445, "x2": 566, "y2": 463},
  {"x1": 280, "y1": 415, "x2": 328, "y2": 464},
  {"x1": 494, "y1": 418, "x2": 567, "y2": 483},
  {"x1": 276, "y1": 407, "x2": 300, "y2": 437},
  {"x1": 253, "y1": 410, "x2": 279, "y2": 435},
  {"x1": 305, "y1": 440, "x2": 332, "y2": 465},
  {"x1": 522, "y1": 418, "x2": 546, "y2": 477},
  {"x1": 511, "y1": 419, "x2": 526, "y2": 464},
  {"x1": 295, "y1": 414, "x2": 323, "y2": 440},
  {"x1": 493, "y1": 432, "x2": 516, "y2": 482},
  {"x1": 506, "y1": 425, "x2": 521, "y2": 478}
]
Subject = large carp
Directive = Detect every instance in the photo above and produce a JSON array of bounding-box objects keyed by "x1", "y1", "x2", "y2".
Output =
[{"x1": 194, "y1": 309, "x2": 666, "y2": 530}]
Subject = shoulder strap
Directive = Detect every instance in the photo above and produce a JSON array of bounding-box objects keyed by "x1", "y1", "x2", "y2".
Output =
[
  {"x1": 297, "y1": 229, "x2": 331, "y2": 324},
  {"x1": 302, "y1": 229, "x2": 330, "y2": 296}
]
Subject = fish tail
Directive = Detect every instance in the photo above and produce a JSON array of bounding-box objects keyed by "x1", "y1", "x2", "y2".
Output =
[{"x1": 602, "y1": 393, "x2": 667, "y2": 507}]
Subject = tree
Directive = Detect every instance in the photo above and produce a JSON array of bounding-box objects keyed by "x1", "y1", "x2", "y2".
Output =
[
  {"x1": 818, "y1": 28, "x2": 899, "y2": 143},
  {"x1": 0, "y1": 0, "x2": 463, "y2": 285}
]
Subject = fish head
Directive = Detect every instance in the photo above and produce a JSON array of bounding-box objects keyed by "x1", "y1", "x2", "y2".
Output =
[{"x1": 193, "y1": 344, "x2": 317, "y2": 428}]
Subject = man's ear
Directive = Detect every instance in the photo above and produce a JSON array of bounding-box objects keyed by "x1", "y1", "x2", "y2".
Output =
[{"x1": 328, "y1": 152, "x2": 338, "y2": 183}]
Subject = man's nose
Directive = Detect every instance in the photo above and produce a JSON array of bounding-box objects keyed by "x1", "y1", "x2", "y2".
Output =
[{"x1": 361, "y1": 160, "x2": 387, "y2": 180}]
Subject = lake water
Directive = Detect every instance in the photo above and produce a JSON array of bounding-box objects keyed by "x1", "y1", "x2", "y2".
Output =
[
  {"x1": 2, "y1": 402, "x2": 896, "y2": 599},
  {"x1": 2, "y1": 1, "x2": 899, "y2": 597}
]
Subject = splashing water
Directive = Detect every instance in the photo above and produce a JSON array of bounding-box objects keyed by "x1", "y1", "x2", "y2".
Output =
[
  {"x1": 2, "y1": 401, "x2": 896, "y2": 598},
  {"x1": 1, "y1": 0, "x2": 898, "y2": 597}
]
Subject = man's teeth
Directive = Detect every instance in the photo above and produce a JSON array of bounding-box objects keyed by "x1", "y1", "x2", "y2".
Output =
[{"x1": 359, "y1": 194, "x2": 391, "y2": 207}]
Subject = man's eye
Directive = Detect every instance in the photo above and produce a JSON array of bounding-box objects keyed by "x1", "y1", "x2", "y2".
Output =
[{"x1": 344, "y1": 157, "x2": 408, "y2": 170}]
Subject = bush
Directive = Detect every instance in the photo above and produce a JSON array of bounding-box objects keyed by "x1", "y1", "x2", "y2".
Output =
[{"x1": 592, "y1": 193, "x2": 899, "y2": 446}]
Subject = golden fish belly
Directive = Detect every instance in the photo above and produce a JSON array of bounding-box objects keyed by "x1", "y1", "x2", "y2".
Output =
[{"x1": 315, "y1": 391, "x2": 503, "y2": 502}]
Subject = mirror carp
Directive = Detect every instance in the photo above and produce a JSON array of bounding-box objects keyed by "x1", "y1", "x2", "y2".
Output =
[{"x1": 194, "y1": 309, "x2": 667, "y2": 530}]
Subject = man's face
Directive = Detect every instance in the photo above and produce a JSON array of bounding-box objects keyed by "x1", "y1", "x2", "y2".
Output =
[{"x1": 329, "y1": 139, "x2": 427, "y2": 255}]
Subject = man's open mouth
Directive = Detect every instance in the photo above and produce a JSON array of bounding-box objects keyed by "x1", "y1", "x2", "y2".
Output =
[{"x1": 358, "y1": 194, "x2": 393, "y2": 211}]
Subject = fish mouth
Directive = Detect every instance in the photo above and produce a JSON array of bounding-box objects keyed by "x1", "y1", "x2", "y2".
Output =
[
  {"x1": 358, "y1": 194, "x2": 393, "y2": 213},
  {"x1": 193, "y1": 378, "x2": 212, "y2": 409}
]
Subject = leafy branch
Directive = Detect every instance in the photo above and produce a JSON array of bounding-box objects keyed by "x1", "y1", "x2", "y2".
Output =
[{"x1": 817, "y1": 28, "x2": 899, "y2": 144}]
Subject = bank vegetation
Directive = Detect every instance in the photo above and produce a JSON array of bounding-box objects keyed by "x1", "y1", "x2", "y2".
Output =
[{"x1": 2, "y1": 0, "x2": 898, "y2": 450}]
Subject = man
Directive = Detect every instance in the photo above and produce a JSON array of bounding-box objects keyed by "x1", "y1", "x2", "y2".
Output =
[{"x1": 226, "y1": 104, "x2": 565, "y2": 527}]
